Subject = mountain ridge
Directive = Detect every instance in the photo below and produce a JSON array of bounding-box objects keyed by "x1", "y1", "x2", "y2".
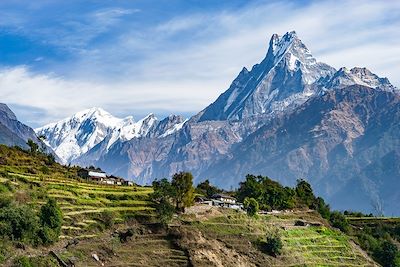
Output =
[{"x1": 36, "y1": 31, "x2": 399, "y2": 214}]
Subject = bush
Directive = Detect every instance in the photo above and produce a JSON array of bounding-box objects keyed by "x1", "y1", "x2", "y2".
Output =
[
  {"x1": 0, "y1": 204, "x2": 39, "y2": 245},
  {"x1": 99, "y1": 210, "x2": 116, "y2": 229},
  {"x1": 0, "y1": 195, "x2": 12, "y2": 208},
  {"x1": 0, "y1": 182, "x2": 13, "y2": 193},
  {"x1": 39, "y1": 198, "x2": 63, "y2": 245},
  {"x1": 314, "y1": 197, "x2": 331, "y2": 220},
  {"x1": 13, "y1": 255, "x2": 58, "y2": 267},
  {"x1": 258, "y1": 233, "x2": 283, "y2": 257},
  {"x1": 374, "y1": 240, "x2": 399, "y2": 267},
  {"x1": 155, "y1": 198, "x2": 175, "y2": 224},
  {"x1": 244, "y1": 197, "x2": 259, "y2": 217},
  {"x1": 329, "y1": 211, "x2": 349, "y2": 233},
  {"x1": 13, "y1": 256, "x2": 31, "y2": 267}
]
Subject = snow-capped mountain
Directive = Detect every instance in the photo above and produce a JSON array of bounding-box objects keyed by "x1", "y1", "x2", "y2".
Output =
[
  {"x1": 321, "y1": 67, "x2": 397, "y2": 92},
  {"x1": 36, "y1": 31, "x2": 399, "y2": 214},
  {"x1": 35, "y1": 107, "x2": 184, "y2": 163},
  {"x1": 193, "y1": 31, "x2": 336, "y2": 122}
]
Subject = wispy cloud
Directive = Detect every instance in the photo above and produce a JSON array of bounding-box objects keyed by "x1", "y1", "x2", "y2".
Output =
[{"x1": 0, "y1": 0, "x2": 399, "y2": 127}]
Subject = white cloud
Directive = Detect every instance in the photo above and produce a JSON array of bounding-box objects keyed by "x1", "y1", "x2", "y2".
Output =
[
  {"x1": 1, "y1": 0, "x2": 399, "y2": 127},
  {"x1": 0, "y1": 66, "x2": 214, "y2": 127}
]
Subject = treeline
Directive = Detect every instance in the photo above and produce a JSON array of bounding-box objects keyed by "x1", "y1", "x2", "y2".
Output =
[{"x1": 235, "y1": 175, "x2": 349, "y2": 231}]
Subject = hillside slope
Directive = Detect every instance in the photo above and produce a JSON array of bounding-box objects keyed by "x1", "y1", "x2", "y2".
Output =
[{"x1": 0, "y1": 145, "x2": 379, "y2": 266}]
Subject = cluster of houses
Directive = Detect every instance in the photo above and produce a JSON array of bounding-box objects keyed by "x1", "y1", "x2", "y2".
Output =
[
  {"x1": 197, "y1": 194, "x2": 244, "y2": 210},
  {"x1": 77, "y1": 168, "x2": 242, "y2": 211},
  {"x1": 78, "y1": 168, "x2": 134, "y2": 186}
]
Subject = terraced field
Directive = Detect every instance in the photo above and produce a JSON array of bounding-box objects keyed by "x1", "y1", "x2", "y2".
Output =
[
  {"x1": 57, "y1": 224, "x2": 191, "y2": 267},
  {"x1": 6, "y1": 172, "x2": 155, "y2": 240},
  {"x1": 185, "y1": 211, "x2": 377, "y2": 266}
]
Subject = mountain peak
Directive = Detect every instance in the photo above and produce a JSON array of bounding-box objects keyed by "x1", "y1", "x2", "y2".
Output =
[
  {"x1": 325, "y1": 66, "x2": 397, "y2": 92},
  {"x1": 195, "y1": 30, "x2": 335, "y2": 122},
  {"x1": 0, "y1": 103, "x2": 18, "y2": 121}
]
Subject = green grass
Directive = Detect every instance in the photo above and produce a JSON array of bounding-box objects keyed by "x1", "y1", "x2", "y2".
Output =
[{"x1": 186, "y1": 212, "x2": 375, "y2": 266}]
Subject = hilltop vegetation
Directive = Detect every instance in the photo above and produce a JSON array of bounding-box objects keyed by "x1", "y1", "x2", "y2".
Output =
[{"x1": 0, "y1": 143, "x2": 396, "y2": 266}]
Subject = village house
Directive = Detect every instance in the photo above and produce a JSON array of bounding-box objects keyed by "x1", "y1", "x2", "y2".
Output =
[
  {"x1": 78, "y1": 169, "x2": 107, "y2": 183},
  {"x1": 197, "y1": 194, "x2": 244, "y2": 210},
  {"x1": 78, "y1": 168, "x2": 134, "y2": 186}
]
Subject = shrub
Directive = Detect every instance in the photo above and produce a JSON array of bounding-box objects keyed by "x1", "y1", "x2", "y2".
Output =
[
  {"x1": 374, "y1": 240, "x2": 399, "y2": 267},
  {"x1": 13, "y1": 256, "x2": 31, "y2": 267},
  {"x1": 39, "y1": 198, "x2": 63, "y2": 245},
  {"x1": 39, "y1": 166, "x2": 50, "y2": 175},
  {"x1": 0, "y1": 182, "x2": 13, "y2": 193},
  {"x1": 244, "y1": 197, "x2": 259, "y2": 217},
  {"x1": 329, "y1": 211, "x2": 349, "y2": 233},
  {"x1": 155, "y1": 198, "x2": 175, "y2": 224},
  {"x1": 99, "y1": 210, "x2": 116, "y2": 229},
  {"x1": 0, "y1": 195, "x2": 12, "y2": 208},
  {"x1": 13, "y1": 255, "x2": 58, "y2": 267},
  {"x1": 0, "y1": 204, "x2": 39, "y2": 245},
  {"x1": 258, "y1": 233, "x2": 283, "y2": 257}
]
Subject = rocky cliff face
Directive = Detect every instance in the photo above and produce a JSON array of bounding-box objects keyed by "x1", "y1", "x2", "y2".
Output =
[
  {"x1": 193, "y1": 31, "x2": 336, "y2": 122},
  {"x1": 202, "y1": 85, "x2": 400, "y2": 214},
  {"x1": 0, "y1": 103, "x2": 43, "y2": 149},
  {"x1": 37, "y1": 31, "x2": 399, "y2": 214}
]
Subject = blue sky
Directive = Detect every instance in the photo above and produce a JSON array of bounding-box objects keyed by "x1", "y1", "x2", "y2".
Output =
[{"x1": 0, "y1": 0, "x2": 399, "y2": 127}]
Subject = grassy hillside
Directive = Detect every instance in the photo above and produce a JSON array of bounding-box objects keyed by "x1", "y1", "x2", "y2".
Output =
[{"x1": 0, "y1": 145, "x2": 379, "y2": 266}]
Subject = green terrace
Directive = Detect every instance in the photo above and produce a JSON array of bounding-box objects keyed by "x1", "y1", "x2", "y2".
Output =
[
  {"x1": 184, "y1": 212, "x2": 376, "y2": 266},
  {"x1": 0, "y1": 169, "x2": 155, "y2": 241}
]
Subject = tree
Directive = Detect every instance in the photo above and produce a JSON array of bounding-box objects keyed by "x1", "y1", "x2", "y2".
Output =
[
  {"x1": 0, "y1": 204, "x2": 39, "y2": 244},
  {"x1": 374, "y1": 240, "x2": 399, "y2": 267},
  {"x1": 152, "y1": 178, "x2": 175, "y2": 202},
  {"x1": 313, "y1": 197, "x2": 331, "y2": 220},
  {"x1": 151, "y1": 179, "x2": 176, "y2": 224},
  {"x1": 329, "y1": 211, "x2": 349, "y2": 233},
  {"x1": 155, "y1": 198, "x2": 175, "y2": 224},
  {"x1": 196, "y1": 179, "x2": 221, "y2": 198},
  {"x1": 38, "y1": 198, "x2": 63, "y2": 245},
  {"x1": 295, "y1": 179, "x2": 316, "y2": 207},
  {"x1": 26, "y1": 139, "x2": 39, "y2": 155},
  {"x1": 171, "y1": 172, "x2": 195, "y2": 212},
  {"x1": 236, "y1": 175, "x2": 263, "y2": 202},
  {"x1": 244, "y1": 197, "x2": 259, "y2": 216}
]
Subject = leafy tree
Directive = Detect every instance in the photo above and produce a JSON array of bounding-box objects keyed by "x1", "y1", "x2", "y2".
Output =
[
  {"x1": 374, "y1": 240, "x2": 399, "y2": 267},
  {"x1": 45, "y1": 153, "x2": 56, "y2": 165},
  {"x1": 329, "y1": 211, "x2": 349, "y2": 233},
  {"x1": 196, "y1": 179, "x2": 221, "y2": 198},
  {"x1": 151, "y1": 178, "x2": 176, "y2": 224},
  {"x1": 38, "y1": 198, "x2": 63, "y2": 245},
  {"x1": 155, "y1": 198, "x2": 175, "y2": 224},
  {"x1": 244, "y1": 197, "x2": 259, "y2": 216},
  {"x1": 236, "y1": 175, "x2": 263, "y2": 202},
  {"x1": 171, "y1": 172, "x2": 195, "y2": 212},
  {"x1": 313, "y1": 197, "x2": 331, "y2": 220},
  {"x1": 295, "y1": 179, "x2": 316, "y2": 207},
  {"x1": 152, "y1": 178, "x2": 175, "y2": 202},
  {"x1": 0, "y1": 204, "x2": 39, "y2": 244},
  {"x1": 26, "y1": 139, "x2": 39, "y2": 155}
]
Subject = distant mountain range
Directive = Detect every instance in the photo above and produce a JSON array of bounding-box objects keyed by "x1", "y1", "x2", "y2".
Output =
[{"x1": 34, "y1": 31, "x2": 399, "y2": 215}]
